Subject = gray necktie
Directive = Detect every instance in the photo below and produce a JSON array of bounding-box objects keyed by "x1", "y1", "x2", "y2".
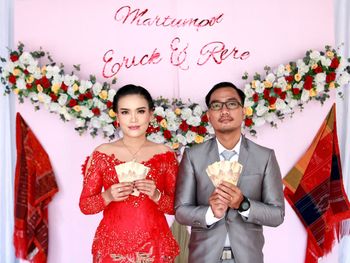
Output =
[{"x1": 221, "y1": 150, "x2": 236, "y2": 161}]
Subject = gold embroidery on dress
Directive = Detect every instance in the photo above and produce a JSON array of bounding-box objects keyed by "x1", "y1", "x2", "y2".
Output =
[{"x1": 109, "y1": 243, "x2": 154, "y2": 263}]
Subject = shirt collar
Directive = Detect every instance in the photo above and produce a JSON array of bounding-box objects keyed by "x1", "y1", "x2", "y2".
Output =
[{"x1": 216, "y1": 135, "x2": 242, "y2": 155}]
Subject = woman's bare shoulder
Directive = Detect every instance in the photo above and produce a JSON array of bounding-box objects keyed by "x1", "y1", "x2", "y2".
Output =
[
  {"x1": 94, "y1": 140, "x2": 122, "y2": 155},
  {"x1": 146, "y1": 141, "x2": 173, "y2": 154}
]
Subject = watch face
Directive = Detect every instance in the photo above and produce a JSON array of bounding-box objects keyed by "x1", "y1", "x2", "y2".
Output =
[{"x1": 241, "y1": 200, "x2": 250, "y2": 210}]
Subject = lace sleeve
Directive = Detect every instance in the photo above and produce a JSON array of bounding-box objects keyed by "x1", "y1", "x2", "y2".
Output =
[
  {"x1": 79, "y1": 152, "x2": 107, "y2": 214},
  {"x1": 157, "y1": 152, "x2": 178, "y2": 214}
]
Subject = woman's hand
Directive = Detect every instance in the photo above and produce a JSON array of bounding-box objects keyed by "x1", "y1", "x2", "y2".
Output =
[
  {"x1": 134, "y1": 179, "x2": 161, "y2": 202},
  {"x1": 102, "y1": 182, "x2": 134, "y2": 205}
]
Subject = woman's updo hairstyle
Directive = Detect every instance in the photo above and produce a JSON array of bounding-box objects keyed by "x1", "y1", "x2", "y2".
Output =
[{"x1": 112, "y1": 84, "x2": 154, "y2": 112}]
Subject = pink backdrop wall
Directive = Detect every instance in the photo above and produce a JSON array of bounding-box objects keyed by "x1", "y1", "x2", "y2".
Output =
[{"x1": 14, "y1": 0, "x2": 339, "y2": 262}]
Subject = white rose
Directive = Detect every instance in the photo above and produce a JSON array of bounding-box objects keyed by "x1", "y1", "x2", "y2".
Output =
[
  {"x1": 154, "y1": 106, "x2": 165, "y2": 117},
  {"x1": 277, "y1": 77, "x2": 288, "y2": 90},
  {"x1": 167, "y1": 119, "x2": 180, "y2": 131},
  {"x1": 19, "y1": 52, "x2": 35, "y2": 66},
  {"x1": 103, "y1": 124, "x2": 115, "y2": 137},
  {"x1": 108, "y1": 89, "x2": 116, "y2": 101},
  {"x1": 276, "y1": 64, "x2": 286, "y2": 77},
  {"x1": 256, "y1": 103, "x2": 268, "y2": 117},
  {"x1": 32, "y1": 68, "x2": 42, "y2": 79},
  {"x1": 49, "y1": 102, "x2": 61, "y2": 113},
  {"x1": 59, "y1": 107, "x2": 72, "y2": 121},
  {"x1": 185, "y1": 131, "x2": 197, "y2": 143},
  {"x1": 181, "y1": 108, "x2": 192, "y2": 120},
  {"x1": 193, "y1": 105, "x2": 203, "y2": 116},
  {"x1": 38, "y1": 93, "x2": 52, "y2": 104},
  {"x1": 147, "y1": 132, "x2": 165, "y2": 144},
  {"x1": 266, "y1": 73, "x2": 276, "y2": 83},
  {"x1": 92, "y1": 82, "x2": 102, "y2": 96},
  {"x1": 80, "y1": 106, "x2": 94, "y2": 118},
  {"x1": 64, "y1": 74, "x2": 77, "y2": 86},
  {"x1": 187, "y1": 116, "x2": 201, "y2": 126},
  {"x1": 16, "y1": 78, "x2": 26, "y2": 90},
  {"x1": 207, "y1": 124, "x2": 215, "y2": 135},
  {"x1": 337, "y1": 73, "x2": 350, "y2": 86},
  {"x1": 265, "y1": 112, "x2": 277, "y2": 123},
  {"x1": 46, "y1": 65, "x2": 60, "y2": 79},
  {"x1": 244, "y1": 99, "x2": 254, "y2": 108},
  {"x1": 91, "y1": 117, "x2": 101, "y2": 129},
  {"x1": 255, "y1": 81, "x2": 265, "y2": 93},
  {"x1": 26, "y1": 64, "x2": 38, "y2": 74},
  {"x1": 4, "y1": 61, "x2": 15, "y2": 74},
  {"x1": 93, "y1": 98, "x2": 107, "y2": 111},
  {"x1": 67, "y1": 86, "x2": 77, "y2": 99},
  {"x1": 315, "y1": 73, "x2": 326, "y2": 84},
  {"x1": 165, "y1": 109, "x2": 176, "y2": 120},
  {"x1": 310, "y1": 50, "x2": 320, "y2": 60},
  {"x1": 75, "y1": 118, "x2": 86, "y2": 128},
  {"x1": 252, "y1": 116, "x2": 265, "y2": 127},
  {"x1": 244, "y1": 86, "x2": 254, "y2": 98},
  {"x1": 58, "y1": 94, "x2": 68, "y2": 106},
  {"x1": 275, "y1": 98, "x2": 287, "y2": 111},
  {"x1": 176, "y1": 134, "x2": 187, "y2": 145},
  {"x1": 320, "y1": 56, "x2": 331, "y2": 67},
  {"x1": 79, "y1": 80, "x2": 93, "y2": 94},
  {"x1": 99, "y1": 112, "x2": 113, "y2": 123},
  {"x1": 301, "y1": 89, "x2": 310, "y2": 102}
]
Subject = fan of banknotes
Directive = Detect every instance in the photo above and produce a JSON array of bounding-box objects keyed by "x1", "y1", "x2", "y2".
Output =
[
  {"x1": 115, "y1": 161, "x2": 150, "y2": 196},
  {"x1": 206, "y1": 160, "x2": 243, "y2": 187}
]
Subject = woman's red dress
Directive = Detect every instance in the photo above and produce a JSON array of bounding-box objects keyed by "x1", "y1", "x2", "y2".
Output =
[{"x1": 79, "y1": 151, "x2": 180, "y2": 263}]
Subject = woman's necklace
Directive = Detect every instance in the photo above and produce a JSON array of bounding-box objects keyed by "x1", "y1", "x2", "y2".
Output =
[{"x1": 122, "y1": 139, "x2": 147, "y2": 162}]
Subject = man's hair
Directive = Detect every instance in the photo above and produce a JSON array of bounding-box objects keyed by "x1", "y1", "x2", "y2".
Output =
[{"x1": 205, "y1": 82, "x2": 245, "y2": 107}]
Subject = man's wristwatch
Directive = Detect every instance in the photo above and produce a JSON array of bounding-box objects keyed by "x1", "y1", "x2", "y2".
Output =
[{"x1": 238, "y1": 195, "x2": 250, "y2": 212}]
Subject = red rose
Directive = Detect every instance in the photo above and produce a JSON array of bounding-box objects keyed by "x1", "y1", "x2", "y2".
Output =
[
  {"x1": 263, "y1": 89, "x2": 270, "y2": 99},
  {"x1": 106, "y1": 100, "x2": 113, "y2": 108},
  {"x1": 252, "y1": 93, "x2": 259, "y2": 102},
  {"x1": 156, "y1": 115, "x2": 163, "y2": 123},
  {"x1": 113, "y1": 120, "x2": 119, "y2": 128},
  {"x1": 285, "y1": 76, "x2": 294, "y2": 83},
  {"x1": 244, "y1": 118, "x2": 253, "y2": 127},
  {"x1": 180, "y1": 120, "x2": 189, "y2": 132},
  {"x1": 50, "y1": 93, "x2": 58, "y2": 102},
  {"x1": 190, "y1": 126, "x2": 198, "y2": 132},
  {"x1": 92, "y1": 107, "x2": 101, "y2": 116},
  {"x1": 26, "y1": 83, "x2": 32, "y2": 89},
  {"x1": 68, "y1": 99, "x2": 78, "y2": 107},
  {"x1": 201, "y1": 114, "x2": 209, "y2": 123},
  {"x1": 23, "y1": 69, "x2": 29, "y2": 75},
  {"x1": 273, "y1": 88, "x2": 282, "y2": 96},
  {"x1": 78, "y1": 94, "x2": 85, "y2": 101},
  {"x1": 313, "y1": 66, "x2": 323, "y2": 74},
  {"x1": 303, "y1": 75, "x2": 313, "y2": 90},
  {"x1": 61, "y1": 83, "x2": 68, "y2": 92},
  {"x1": 268, "y1": 97, "x2": 277, "y2": 105},
  {"x1": 85, "y1": 91, "x2": 93, "y2": 99},
  {"x1": 34, "y1": 79, "x2": 40, "y2": 86},
  {"x1": 292, "y1": 88, "x2": 300, "y2": 95},
  {"x1": 280, "y1": 92, "x2": 287, "y2": 100},
  {"x1": 198, "y1": 126, "x2": 207, "y2": 135},
  {"x1": 330, "y1": 57, "x2": 340, "y2": 69},
  {"x1": 40, "y1": 76, "x2": 51, "y2": 89},
  {"x1": 8, "y1": 75, "x2": 16, "y2": 84},
  {"x1": 10, "y1": 53, "x2": 19, "y2": 62},
  {"x1": 163, "y1": 130, "x2": 172, "y2": 140},
  {"x1": 326, "y1": 72, "x2": 336, "y2": 83}
]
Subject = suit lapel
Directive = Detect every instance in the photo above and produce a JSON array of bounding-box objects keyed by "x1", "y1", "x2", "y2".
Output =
[
  {"x1": 206, "y1": 137, "x2": 220, "y2": 165},
  {"x1": 237, "y1": 135, "x2": 249, "y2": 186}
]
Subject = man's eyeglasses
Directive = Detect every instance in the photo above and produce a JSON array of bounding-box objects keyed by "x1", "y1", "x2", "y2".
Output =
[{"x1": 209, "y1": 100, "x2": 242, "y2": 111}]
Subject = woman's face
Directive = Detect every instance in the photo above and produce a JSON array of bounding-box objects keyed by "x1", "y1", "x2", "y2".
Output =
[{"x1": 116, "y1": 94, "x2": 153, "y2": 139}]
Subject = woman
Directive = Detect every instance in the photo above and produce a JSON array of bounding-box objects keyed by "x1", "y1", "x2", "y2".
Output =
[{"x1": 79, "y1": 84, "x2": 179, "y2": 263}]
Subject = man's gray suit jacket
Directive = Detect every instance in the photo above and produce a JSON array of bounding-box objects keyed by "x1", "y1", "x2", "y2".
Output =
[{"x1": 175, "y1": 136, "x2": 285, "y2": 263}]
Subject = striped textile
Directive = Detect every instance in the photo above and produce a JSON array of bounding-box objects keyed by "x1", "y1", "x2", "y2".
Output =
[
  {"x1": 283, "y1": 104, "x2": 350, "y2": 263},
  {"x1": 14, "y1": 113, "x2": 58, "y2": 263}
]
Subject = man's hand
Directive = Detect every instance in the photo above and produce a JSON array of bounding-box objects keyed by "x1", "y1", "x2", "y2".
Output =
[
  {"x1": 216, "y1": 181, "x2": 244, "y2": 209},
  {"x1": 209, "y1": 191, "x2": 228, "y2": 218}
]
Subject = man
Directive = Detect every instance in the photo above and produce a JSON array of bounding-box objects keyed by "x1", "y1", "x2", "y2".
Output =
[{"x1": 175, "y1": 82, "x2": 285, "y2": 263}]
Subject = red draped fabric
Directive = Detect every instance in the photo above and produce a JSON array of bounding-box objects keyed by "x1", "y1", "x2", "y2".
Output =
[
  {"x1": 14, "y1": 113, "x2": 59, "y2": 263},
  {"x1": 283, "y1": 104, "x2": 350, "y2": 263}
]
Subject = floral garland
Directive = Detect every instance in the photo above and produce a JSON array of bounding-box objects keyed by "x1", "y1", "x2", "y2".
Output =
[
  {"x1": 1, "y1": 43, "x2": 349, "y2": 149},
  {"x1": 242, "y1": 45, "x2": 350, "y2": 135}
]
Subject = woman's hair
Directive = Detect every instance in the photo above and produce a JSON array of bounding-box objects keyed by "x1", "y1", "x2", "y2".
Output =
[{"x1": 113, "y1": 84, "x2": 154, "y2": 112}]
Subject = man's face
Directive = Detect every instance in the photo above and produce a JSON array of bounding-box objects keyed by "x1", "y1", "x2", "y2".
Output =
[{"x1": 207, "y1": 87, "x2": 245, "y2": 134}]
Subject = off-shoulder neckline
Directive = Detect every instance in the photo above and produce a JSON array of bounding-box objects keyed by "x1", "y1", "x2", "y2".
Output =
[{"x1": 93, "y1": 150, "x2": 174, "y2": 164}]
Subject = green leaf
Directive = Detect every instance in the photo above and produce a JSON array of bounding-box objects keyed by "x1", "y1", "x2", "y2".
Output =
[{"x1": 73, "y1": 64, "x2": 81, "y2": 71}]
